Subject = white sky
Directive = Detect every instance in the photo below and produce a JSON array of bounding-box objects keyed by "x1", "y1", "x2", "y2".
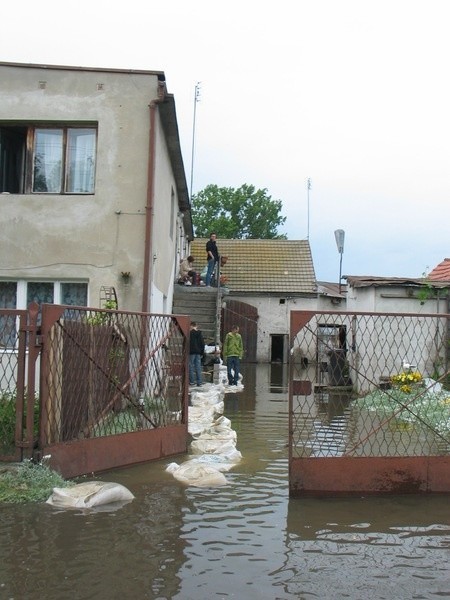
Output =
[{"x1": 2, "y1": 0, "x2": 449, "y2": 282}]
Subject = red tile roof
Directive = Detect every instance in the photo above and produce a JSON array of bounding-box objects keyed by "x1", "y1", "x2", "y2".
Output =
[{"x1": 428, "y1": 258, "x2": 450, "y2": 282}]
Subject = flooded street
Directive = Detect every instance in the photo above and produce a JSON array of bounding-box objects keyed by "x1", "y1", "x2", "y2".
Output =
[{"x1": 1, "y1": 364, "x2": 449, "y2": 600}]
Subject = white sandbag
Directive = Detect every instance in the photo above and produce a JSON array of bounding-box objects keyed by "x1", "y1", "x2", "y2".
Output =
[
  {"x1": 218, "y1": 445, "x2": 242, "y2": 463},
  {"x1": 165, "y1": 462, "x2": 227, "y2": 487},
  {"x1": 190, "y1": 398, "x2": 224, "y2": 414},
  {"x1": 46, "y1": 481, "x2": 134, "y2": 509},
  {"x1": 166, "y1": 462, "x2": 181, "y2": 473},
  {"x1": 188, "y1": 453, "x2": 240, "y2": 471},
  {"x1": 190, "y1": 438, "x2": 238, "y2": 456},
  {"x1": 188, "y1": 405, "x2": 218, "y2": 436},
  {"x1": 190, "y1": 415, "x2": 234, "y2": 438},
  {"x1": 213, "y1": 415, "x2": 232, "y2": 428},
  {"x1": 188, "y1": 421, "x2": 212, "y2": 436},
  {"x1": 189, "y1": 404, "x2": 216, "y2": 418},
  {"x1": 191, "y1": 426, "x2": 237, "y2": 443},
  {"x1": 190, "y1": 388, "x2": 224, "y2": 406}
]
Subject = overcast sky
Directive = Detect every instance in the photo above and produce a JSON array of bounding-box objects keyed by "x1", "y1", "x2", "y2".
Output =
[{"x1": 2, "y1": 0, "x2": 449, "y2": 282}]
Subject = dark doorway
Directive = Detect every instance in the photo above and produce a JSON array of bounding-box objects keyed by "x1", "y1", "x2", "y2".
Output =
[{"x1": 270, "y1": 334, "x2": 286, "y2": 363}]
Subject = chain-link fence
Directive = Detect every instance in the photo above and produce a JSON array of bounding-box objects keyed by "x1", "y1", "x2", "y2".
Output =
[
  {"x1": 290, "y1": 311, "x2": 450, "y2": 461},
  {"x1": 0, "y1": 309, "x2": 30, "y2": 461}
]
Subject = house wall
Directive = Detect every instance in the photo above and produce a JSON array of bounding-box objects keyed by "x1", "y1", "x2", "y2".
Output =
[
  {"x1": 345, "y1": 284, "x2": 449, "y2": 391},
  {"x1": 228, "y1": 294, "x2": 318, "y2": 363},
  {"x1": 150, "y1": 115, "x2": 181, "y2": 314},
  {"x1": 0, "y1": 64, "x2": 183, "y2": 314}
]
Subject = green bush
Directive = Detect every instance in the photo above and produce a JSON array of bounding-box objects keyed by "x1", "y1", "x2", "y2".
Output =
[
  {"x1": 0, "y1": 459, "x2": 72, "y2": 503},
  {"x1": 0, "y1": 390, "x2": 40, "y2": 454},
  {"x1": 0, "y1": 391, "x2": 16, "y2": 453}
]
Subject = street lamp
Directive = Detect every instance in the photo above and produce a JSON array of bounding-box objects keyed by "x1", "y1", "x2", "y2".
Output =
[{"x1": 334, "y1": 229, "x2": 345, "y2": 294}]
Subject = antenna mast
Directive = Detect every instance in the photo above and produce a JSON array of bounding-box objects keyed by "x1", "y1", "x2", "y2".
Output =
[
  {"x1": 189, "y1": 82, "x2": 201, "y2": 200},
  {"x1": 307, "y1": 178, "x2": 311, "y2": 240}
]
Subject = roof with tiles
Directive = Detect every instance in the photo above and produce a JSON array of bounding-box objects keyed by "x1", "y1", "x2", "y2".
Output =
[
  {"x1": 190, "y1": 238, "x2": 317, "y2": 294},
  {"x1": 428, "y1": 258, "x2": 450, "y2": 282}
]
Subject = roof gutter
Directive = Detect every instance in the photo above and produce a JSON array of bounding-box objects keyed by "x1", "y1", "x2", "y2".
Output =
[{"x1": 142, "y1": 77, "x2": 166, "y2": 313}]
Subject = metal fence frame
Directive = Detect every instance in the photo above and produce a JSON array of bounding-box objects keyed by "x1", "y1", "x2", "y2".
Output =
[{"x1": 289, "y1": 310, "x2": 450, "y2": 496}]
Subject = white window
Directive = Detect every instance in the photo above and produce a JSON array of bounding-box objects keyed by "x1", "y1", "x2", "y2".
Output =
[{"x1": 0, "y1": 124, "x2": 97, "y2": 194}]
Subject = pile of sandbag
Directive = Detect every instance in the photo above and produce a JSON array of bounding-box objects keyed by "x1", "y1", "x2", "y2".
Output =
[{"x1": 166, "y1": 383, "x2": 242, "y2": 487}]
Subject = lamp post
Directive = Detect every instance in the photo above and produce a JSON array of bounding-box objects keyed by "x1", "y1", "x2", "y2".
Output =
[{"x1": 334, "y1": 229, "x2": 345, "y2": 294}]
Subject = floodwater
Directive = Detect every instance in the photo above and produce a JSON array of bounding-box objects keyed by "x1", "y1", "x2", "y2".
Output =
[{"x1": 1, "y1": 364, "x2": 449, "y2": 600}]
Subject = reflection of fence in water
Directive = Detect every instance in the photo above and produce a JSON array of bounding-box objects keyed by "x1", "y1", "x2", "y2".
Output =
[
  {"x1": 293, "y1": 386, "x2": 450, "y2": 459},
  {"x1": 292, "y1": 384, "x2": 356, "y2": 457}
]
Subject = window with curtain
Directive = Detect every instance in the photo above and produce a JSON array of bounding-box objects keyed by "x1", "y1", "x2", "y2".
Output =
[
  {"x1": 0, "y1": 281, "x2": 18, "y2": 347},
  {"x1": 0, "y1": 281, "x2": 88, "y2": 347},
  {"x1": 61, "y1": 282, "x2": 88, "y2": 306},
  {"x1": 66, "y1": 128, "x2": 96, "y2": 193},
  {"x1": 33, "y1": 129, "x2": 63, "y2": 192},
  {"x1": 0, "y1": 124, "x2": 97, "y2": 194}
]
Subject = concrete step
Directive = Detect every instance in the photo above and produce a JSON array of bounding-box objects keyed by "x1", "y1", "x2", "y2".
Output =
[{"x1": 172, "y1": 285, "x2": 227, "y2": 345}]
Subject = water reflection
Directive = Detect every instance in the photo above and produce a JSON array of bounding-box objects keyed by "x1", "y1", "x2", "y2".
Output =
[
  {"x1": 269, "y1": 362, "x2": 288, "y2": 394},
  {"x1": 0, "y1": 364, "x2": 449, "y2": 600}
]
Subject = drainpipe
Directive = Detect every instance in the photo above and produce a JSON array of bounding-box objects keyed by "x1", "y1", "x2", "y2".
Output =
[{"x1": 142, "y1": 79, "x2": 166, "y2": 313}]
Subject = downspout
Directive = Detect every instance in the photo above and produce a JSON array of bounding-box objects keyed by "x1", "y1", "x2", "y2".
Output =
[{"x1": 142, "y1": 79, "x2": 166, "y2": 313}]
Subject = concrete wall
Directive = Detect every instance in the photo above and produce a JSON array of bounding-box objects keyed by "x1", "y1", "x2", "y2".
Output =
[{"x1": 228, "y1": 294, "x2": 318, "y2": 363}]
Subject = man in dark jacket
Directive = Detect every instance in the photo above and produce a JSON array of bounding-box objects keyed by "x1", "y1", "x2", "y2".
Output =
[
  {"x1": 205, "y1": 232, "x2": 219, "y2": 286},
  {"x1": 189, "y1": 322, "x2": 205, "y2": 387}
]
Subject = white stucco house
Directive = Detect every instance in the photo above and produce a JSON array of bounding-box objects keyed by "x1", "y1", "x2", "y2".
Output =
[{"x1": 0, "y1": 61, "x2": 193, "y2": 317}]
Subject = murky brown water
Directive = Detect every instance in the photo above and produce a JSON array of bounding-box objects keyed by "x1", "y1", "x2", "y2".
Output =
[{"x1": 1, "y1": 364, "x2": 449, "y2": 600}]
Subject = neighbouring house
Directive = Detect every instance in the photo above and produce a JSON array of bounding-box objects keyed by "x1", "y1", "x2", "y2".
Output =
[
  {"x1": 0, "y1": 61, "x2": 193, "y2": 321},
  {"x1": 190, "y1": 238, "x2": 317, "y2": 363},
  {"x1": 342, "y1": 274, "x2": 450, "y2": 392},
  {"x1": 428, "y1": 258, "x2": 450, "y2": 282},
  {"x1": 344, "y1": 275, "x2": 449, "y2": 314},
  {"x1": 316, "y1": 281, "x2": 347, "y2": 309}
]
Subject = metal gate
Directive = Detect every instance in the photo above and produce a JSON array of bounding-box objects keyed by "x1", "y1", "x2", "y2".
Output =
[
  {"x1": 289, "y1": 310, "x2": 450, "y2": 496},
  {"x1": 39, "y1": 304, "x2": 190, "y2": 478}
]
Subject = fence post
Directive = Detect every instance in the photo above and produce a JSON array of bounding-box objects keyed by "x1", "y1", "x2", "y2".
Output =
[{"x1": 23, "y1": 302, "x2": 40, "y2": 459}]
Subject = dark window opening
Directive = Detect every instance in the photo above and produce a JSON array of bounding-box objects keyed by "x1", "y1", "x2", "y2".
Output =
[{"x1": 0, "y1": 127, "x2": 27, "y2": 193}]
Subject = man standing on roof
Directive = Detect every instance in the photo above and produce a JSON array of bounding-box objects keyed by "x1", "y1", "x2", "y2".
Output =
[
  {"x1": 223, "y1": 325, "x2": 244, "y2": 386},
  {"x1": 205, "y1": 232, "x2": 219, "y2": 287}
]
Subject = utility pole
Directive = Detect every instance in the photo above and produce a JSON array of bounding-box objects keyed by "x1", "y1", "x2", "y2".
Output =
[
  {"x1": 189, "y1": 82, "x2": 201, "y2": 200},
  {"x1": 307, "y1": 178, "x2": 311, "y2": 240}
]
